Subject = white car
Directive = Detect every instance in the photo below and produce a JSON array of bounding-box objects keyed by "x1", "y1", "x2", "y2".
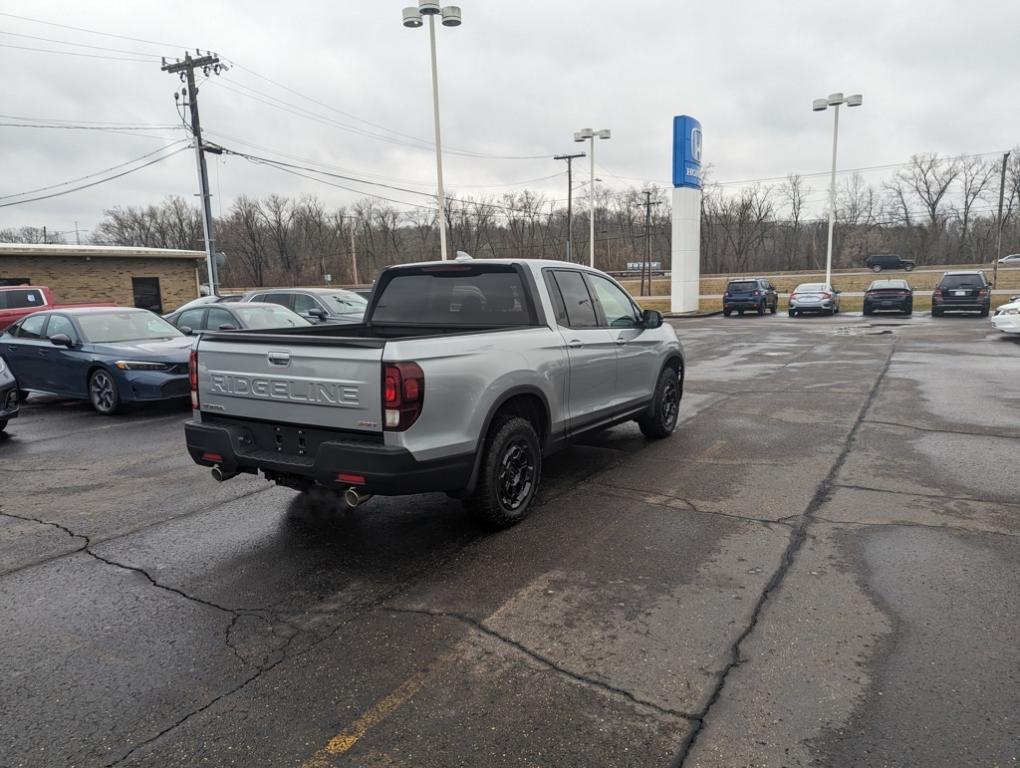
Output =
[
  {"x1": 998, "y1": 254, "x2": 1020, "y2": 264},
  {"x1": 991, "y1": 297, "x2": 1020, "y2": 334}
]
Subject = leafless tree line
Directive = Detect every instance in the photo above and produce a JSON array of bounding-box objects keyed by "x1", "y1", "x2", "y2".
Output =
[{"x1": 7, "y1": 150, "x2": 1019, "y2": 285}]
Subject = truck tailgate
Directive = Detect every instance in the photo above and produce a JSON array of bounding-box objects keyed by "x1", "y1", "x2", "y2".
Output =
[{"x1": 196, "y1": 337, "x2": 384, "y2": 432}]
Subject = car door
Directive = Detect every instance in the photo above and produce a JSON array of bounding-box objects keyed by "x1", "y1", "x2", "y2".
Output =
[
  {"x1": 205, "y1": 307, "x2": 238, "y2": 331},
  {"x1": 545, "y1": 269, "x2": 618, "y2": 433},
  {"x1": 4, "y1": 313, "x2": 49, "y2": 389},
  {"x1": 176, "y1": 307, "x2": 208, "y2": 333},
  {"x1": 586, "y1": 273, "x2": 660, "y2": 410},
  {"x1": 41, "y1": 313, "x2": 88, "y2": 396}
]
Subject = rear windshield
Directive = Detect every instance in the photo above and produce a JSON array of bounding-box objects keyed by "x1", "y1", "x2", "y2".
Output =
[
  {"x1": 0, "y1": 288, "x2": 45, "y2": 310},
  {"x1": 939, "y1": 274, "x2": 985, "y2": 289},
  {"x1": 321, "y1": 291, "x2": 368, "y2": 312},
  {"x1": 727, "y1": 281, "x2": 758, "y2": 292},
  {"x1": 372, "y1": 266, "x2": 534, "y2": 326},
  {"x1": 797, "y1": 283, "x2": 827, "y2": 292},
  {"x1": 77, "y1": 311, "x2": 182, "y2": 343},
  {"x1": 870, "y1": 280, "x2": 908, "y2": 290}
]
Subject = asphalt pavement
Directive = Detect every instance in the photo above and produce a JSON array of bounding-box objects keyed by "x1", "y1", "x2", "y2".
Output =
[{"x1": 1, "y1": 312, "x2": 1017, "y2": 767}]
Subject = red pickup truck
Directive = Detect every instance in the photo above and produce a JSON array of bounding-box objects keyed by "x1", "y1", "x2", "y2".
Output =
[{"x1": 0, "y1": 286, "x2": 114, "y2": 331}]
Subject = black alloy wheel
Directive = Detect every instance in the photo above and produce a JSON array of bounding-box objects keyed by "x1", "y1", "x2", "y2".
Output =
[
  {"x1": 465, "y1": 415, "x2": 542, "y2": 529},
  {"x1": 89, "y1": 369, "x2": 121, "y2": 415},
  {"x1": 638, "y1": 367, "x2": 681, "y2": 438}
]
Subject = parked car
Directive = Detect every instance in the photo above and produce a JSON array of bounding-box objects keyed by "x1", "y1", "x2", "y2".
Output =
[
  {"x1": 0, "y1": 285, "x2": 114, "y2": 332},
  {"x1": 166, "y1": 294, "x2": 244, "y2": 317},
  {"x1": 0, "y1": 307, "x2": 193, "y2": 414},
  {"x1": 863, "y1": 279, "x2": 913, "y2": 316},
  {"x1": 997, "y1": 254, "x2": 1020, "y2": 264},
  {"x1": 0, "y1": 353, "x2": 19, "y2": 432},
  {"x1": 788, "y1": 283, "x2": 841, "y2": 316},
  {"x1": 931, "y1": 271, "x2": 991, "y2": 317},
  {"x1": 186, "y1": 259, "x2": 685, "y2": 528},
  {"x1": 722, "y1": 277, "x2": 778, "y2": 316},
  {"x1": 866, "y1": 254, "x2": 915, "y2": 272},
  {"x1": 242, "y1": 288, "x2": 367, "y2": 324},
  {"x1": 165, "y1": 302, "x2": 310, "y2": 333},
  {"x1": 991, "y1": 296, "x2": 1020, "y2": 334}
]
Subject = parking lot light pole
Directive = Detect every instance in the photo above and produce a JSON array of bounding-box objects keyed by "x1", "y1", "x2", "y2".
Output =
[
  {"x1": 403, "y1": 2, "x2": 462, "y2": 261},
  {"x1": 813, "y1": 93, "x2": 862, "y2": 286},
  {"x1": 574, "y1": 128, "x2": 611, "y2": 268}
]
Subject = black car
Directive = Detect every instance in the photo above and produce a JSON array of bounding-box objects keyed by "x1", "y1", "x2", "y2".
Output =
[
  {"x1": 723, "y1": 277, "x2": 779, "y2": 316},
  {"x1": 865, "y1": 254, "x2": 916, "y2": 272},
  {"x1": 863, "y1": 279, "x2": 913, "y2": 316},
  {"x1": 0, "y1": 352, "x2": 19, "y2": 432},
  {"x1": 932, "y1": 271, "x2": 991, "y2": 317},
  {"x1": 243, "y1": 288, "x2": 367, "y2": 324},
  {"x1": 164, "y1": 302, "x2": 310, "y2": 333},
  {"x1": 0, "y1": 308, "x2": 193, "y2": 414}
]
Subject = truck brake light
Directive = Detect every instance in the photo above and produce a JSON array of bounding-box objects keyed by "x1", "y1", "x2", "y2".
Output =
[
  {"x1": 189, "y1": 348, "x2": 199, "y2": 409},
  {"x1": 383, "y1": 362, "x2": 424, "y2": 431}
]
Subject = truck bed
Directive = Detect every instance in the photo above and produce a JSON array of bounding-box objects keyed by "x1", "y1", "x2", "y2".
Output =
[{"x1": 200, "y1": 322, "x2": 529, "y2": 347}]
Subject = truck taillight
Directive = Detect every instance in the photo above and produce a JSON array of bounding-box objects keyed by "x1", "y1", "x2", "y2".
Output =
[
  {"x1": 189, "y1": 348, "x2": 199, "y2": 409},
  {"x1": 383, "y1": 362, "x2": 424, "y2": 431}
]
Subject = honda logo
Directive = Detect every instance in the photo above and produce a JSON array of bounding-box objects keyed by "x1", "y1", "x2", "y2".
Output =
[{"x1": 690, "y1": 127, "x2": 702, "y2": 163}]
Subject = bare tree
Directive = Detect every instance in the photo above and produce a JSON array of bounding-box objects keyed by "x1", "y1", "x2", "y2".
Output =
[
  {"x1": 778, "y1": 174, "x2": 811, "y2": 269},
  {"x1": 955, "y1": 156, "x2": 996, "y2": 260}
]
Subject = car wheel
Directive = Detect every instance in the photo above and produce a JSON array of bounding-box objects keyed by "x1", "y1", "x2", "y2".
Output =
[
  {"x1": 17, "y1": 389, "x2": 29, "y2": 403},
  {"x1": 872, "y1": 265, "x2": 882, "y2": 272},
  {"x1": 980, "y1": 306, "x2": 990, "y2": 317},
  {"x1": 932, "y1": 308, "x2": 943, "y2": 317},
  {"x1": 723, "y1": 308, "x2": 732, "y2": 317},
  {"x1": 89, "y1": 369, "x2": 121, "y2": 415},
  {"x1": 638, "y1": 366, "x2": 682, "y2": 439},
  {"x1": 464, "y1": 415, "x2": 542, "y2": 529},
  {"x1": 788, "y1": 309, "x2": 797, "y2": 318},
  {"x1": 863, "y1": 306, "x2": 872, "y2": 316},
  {"x1": 905, "y1": 264, "x2": 915, "y2": 272},
  {"x1": 757, "y1": 301, "x2": 766, "y2": 316},
  {"x1": 904, "y1": 304, "x2": 913, "y2": 316}
]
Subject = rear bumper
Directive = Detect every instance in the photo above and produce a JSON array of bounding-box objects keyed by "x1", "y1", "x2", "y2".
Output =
[
  {"x1": 790, "y1": 300, "x2": 834, "y2": 312},
  {"x1": 185, "y1": 420, "x2": 474, "y2": 495},
  {"x1": 864, "y1": 299, "x2": 911, "y2": 311},
  {"x1": 932, "y1": 298, "x2": 989, "y2": 312},
  {"x1": 724, "y1": 298, "x2": 765, "y2": 309}
]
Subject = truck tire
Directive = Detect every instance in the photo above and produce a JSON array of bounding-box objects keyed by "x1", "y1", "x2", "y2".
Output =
[
  {"x1": 89, "y1": 369, "x2": 121, "y2": 415},
  {"x1": 638, "y1": 367, "x2": 681, "y2": 439},
  {"x1": 464, "y1": 415, "x2": 542, "y2": 529}
]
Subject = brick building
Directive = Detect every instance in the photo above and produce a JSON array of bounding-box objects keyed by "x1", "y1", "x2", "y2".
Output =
[{"x1": 0, "y1": 243, "x2": 206, "y2": 313}]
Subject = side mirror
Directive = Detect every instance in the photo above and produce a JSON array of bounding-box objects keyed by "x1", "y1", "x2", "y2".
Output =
[
  {"x1": 217, "y1": 324, "x2": 238, "y2": 331},
  {"x1": 49, "y1": 333, "x2": 74, "y2": 348},
  {"x1": 179, "y1": 326, "x2": 194, "y2": 336},
  {"x1": 642, "y1": 309, "x2": 664, "y2": 329},
  {"x1": 307, "y1": 307, "x2": 327, "y2": 320}
]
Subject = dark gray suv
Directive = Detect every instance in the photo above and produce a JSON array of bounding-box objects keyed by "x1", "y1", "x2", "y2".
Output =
[
  {"x1": 866, "y1": 253, "x2": 916, "y2": 272},
  {"x1": 243, "y1": 288, "x2": 368, "y2": 324}
]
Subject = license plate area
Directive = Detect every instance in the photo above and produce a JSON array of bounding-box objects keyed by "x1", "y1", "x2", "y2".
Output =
[{"x1": 954, "y1": 290, "x2": 967, "y2": 296}]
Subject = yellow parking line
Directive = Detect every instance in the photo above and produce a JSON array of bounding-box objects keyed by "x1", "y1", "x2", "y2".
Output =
[{"x1": 301, "y1": 669, "x2": 432, "y2": 767}]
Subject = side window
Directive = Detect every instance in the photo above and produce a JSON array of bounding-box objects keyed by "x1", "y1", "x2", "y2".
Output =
[
  {"x1": 292, "y1": 294, "x2": 321, "y2": 315},
  {"x1": 206, "y1": 308, "x2": 236, "y2": 330},
  {"x1": 588, "y1": 275, "x2": 640, "y2": 329},
  {"x1": 45, "y1": 315, "x2": 79, "y2": 344},
  {"x1": 543, "y1": 272, "x2": 569, "y2": 326},
  {"x1": 552, "y1": 271, "x2": 598, "y2": 329},
  {"x1": 261, "y1": 292, "x2": 292, "y2": 309},
  {"x1": 5, "y1": 289, "x2": 43, "y2": 309},
  {"x1": 18, "y1": 313, "x2": 47, "y2": 340},
  {"x1": 177, "y1": 308, "x2": 207, "y2": 331}
]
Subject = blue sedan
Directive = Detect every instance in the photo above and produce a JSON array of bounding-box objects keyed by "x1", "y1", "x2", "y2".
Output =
[{"x1": 0, "y1": 307, "x2": 193, "y2": 415}]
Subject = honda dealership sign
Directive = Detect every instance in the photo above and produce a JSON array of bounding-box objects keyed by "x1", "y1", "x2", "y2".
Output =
[
  {"x1": 671, "y1": 115, "x2": 702, "y2": 313},
  {"x1": 672, "y1": 115, "x2": 703, "y2": 190}
]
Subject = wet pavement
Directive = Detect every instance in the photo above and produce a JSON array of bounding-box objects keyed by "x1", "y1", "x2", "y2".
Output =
[{"x1": 1, "y1": 312, "x2": 1017, "y2": 767}]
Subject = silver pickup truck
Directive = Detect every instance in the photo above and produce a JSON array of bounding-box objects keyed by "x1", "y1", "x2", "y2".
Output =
[{"x1": 185, "y1": 259, "x2": 684, "y2": 527}]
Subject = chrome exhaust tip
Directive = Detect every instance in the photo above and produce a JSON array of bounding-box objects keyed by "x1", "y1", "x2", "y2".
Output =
[
  {"x1": 211, "y1": 465, "x2": 234, "y2": 482},
  {"x1": 344, "y1": 487, "x2": 372, "y2": 508}
]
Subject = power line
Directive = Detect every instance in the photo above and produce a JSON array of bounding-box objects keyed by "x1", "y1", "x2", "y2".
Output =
[
  {"x1": 0, "y1": 30, "x2": 164, "y2": 58},
  {"x1": 0, "y1": 42, "x2": 154, "y2": 62},
  {"x1": 0, "y1": 147, "x2": 189, "y2": 208},
  {"x1": 0, "y1": 140, "x2": 189, "y2": 201},
  {"x1": 0, "y1": 11, "x2": 194, "y2": 50}
]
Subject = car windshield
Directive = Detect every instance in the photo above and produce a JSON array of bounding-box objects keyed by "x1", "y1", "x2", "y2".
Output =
[
  {"x1": 797, "y1": 283, "x2": 827, "y2": 292},
  {"x1": 76, "y1": 311, "x2": 182, "y2": 343},
  {"x1": 232, "y1": 305, "x2": 311, "y2": 329},
  {"x1": 324, "y1": 291, "x2": 368, "y2": 311},
  {"x1": 939, "y1": 275, "x2": 983, "y2": 289},
  {"x1": 727, "y1": 281, "x2": 758, "y2": 292}
]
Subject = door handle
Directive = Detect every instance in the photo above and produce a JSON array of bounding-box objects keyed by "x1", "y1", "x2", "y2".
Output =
[
  {"x1": 615, "y1": 337, "x2": 626, "y2": 345},
  {"x1": 567, "y1": 339, "x2": 583, "y2": 349}
]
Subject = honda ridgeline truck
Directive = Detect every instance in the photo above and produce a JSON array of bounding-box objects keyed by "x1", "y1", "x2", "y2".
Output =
[{"x1": 185, "y1": 258, "x2": 685, "y2": 527}]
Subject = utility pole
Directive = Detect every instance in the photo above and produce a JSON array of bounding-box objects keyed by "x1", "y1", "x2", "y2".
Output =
[
  {"x1": 554, "y1": 152, "x2": 585, "y2": 262},
  {"x1": 640, "y1": 191, "x2": 662, "y2": 297},
  {"x1": 162, "y1": 51, "x2": 226, "y2": 295},
  {"x1": 349, "y1": 223, "x2": 360, "y2": 286},
  {"x1": 993, "y1": 151, "x2": 1009, "y2": 290},
  {"x1": 73, "y1": 221, "x2": 81, "y2": 245}
]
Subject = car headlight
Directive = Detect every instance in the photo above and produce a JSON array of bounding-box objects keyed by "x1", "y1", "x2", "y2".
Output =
[
  {"x1": 999, "y1": 308, "x2": 1019, "y2": 316},
  {"x1": 114, "y1": 360, "x2": 169, "y2": 371}
]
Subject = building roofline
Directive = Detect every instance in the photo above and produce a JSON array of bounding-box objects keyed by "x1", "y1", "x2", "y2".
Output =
[{"x1": 0, "y1": 243, "x2": 207, "y2": 260}]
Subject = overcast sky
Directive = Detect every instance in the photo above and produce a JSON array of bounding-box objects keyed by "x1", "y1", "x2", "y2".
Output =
[{"x1": 1, "y1": 0, "x2": 1018, "y2": 237}]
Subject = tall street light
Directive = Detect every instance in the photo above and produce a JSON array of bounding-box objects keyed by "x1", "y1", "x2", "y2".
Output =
[
  {"x1": 813, "y1": 92, "x2": 862, "y2": 285},
  {"x1": 574, "y1": 127, "x2": 611, "y2": 268},
  {"x1": 403, "y1": 2, "x2": 462, "y2": 261}
]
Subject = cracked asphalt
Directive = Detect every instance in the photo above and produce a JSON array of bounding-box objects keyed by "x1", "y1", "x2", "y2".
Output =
[{"x1": 1, "y1": 312, "x2": 1017, "y2": 767}]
